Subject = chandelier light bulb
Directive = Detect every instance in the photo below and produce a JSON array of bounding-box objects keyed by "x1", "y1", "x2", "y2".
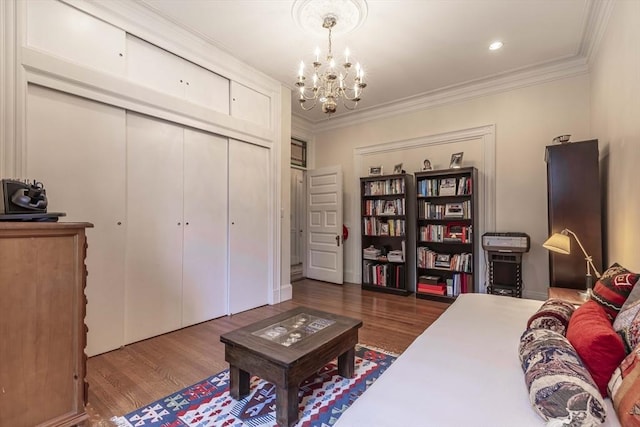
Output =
[
  {"x1": 345, "y1": 48, "x2": 350, "y2": 64},
  {"x1": 315, "y1": 47, "x2": 321, "y2": 62}
]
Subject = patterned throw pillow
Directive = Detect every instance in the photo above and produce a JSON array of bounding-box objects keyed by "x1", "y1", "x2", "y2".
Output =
[
  {"x1": 591, "y1": 263, "x2": 639, "y2": 321},
  {"x1": 614, "y1": 281, "x2": 640, "y2": 352},
  {"x1": 566, "y1": 300, "x2": 627, "y2": 397},
  {"x1": 527, "y1": 298, "x2": 576, "y2": 335},
  {"x1": 608, "y1": 343, "x2": 640, "y2": 426},
  {"x1": 519, "y1": 328, "x2": 606, "y2": 425}
]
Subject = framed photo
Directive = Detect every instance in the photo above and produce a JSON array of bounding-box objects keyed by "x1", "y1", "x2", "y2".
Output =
[
  {"x1": 393, "y1": 163, "x2": 403, "y2": 174},
  {"x1": 383, "y1": 200, "x2": 397, "y2": 215},
  {"x1": 438, "y1": 177, "x2": 457, "y2": 196},
  {"x1": 449, "y1": 152, "x2": 463, "y2": 169},
  {"x1": 435, "y1": 253, "x2": 451, "y2": 268},
  {"x1": 444, "y1": 202, "x2": 464, "y2": 218},
  {"x1": 369, "y1": 166, "x2": 383, "y2": 176},
  {"x1": 380, "y1": 223, "x2": 390, "y2": 236},
  {"x1": 422, "y1": 159, "x2": 432, "y2": 171}
]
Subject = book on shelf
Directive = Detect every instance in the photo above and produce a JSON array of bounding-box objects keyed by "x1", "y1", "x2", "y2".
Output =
[
  {"x1": 417, "y1": 283, "x2": 446, "y2": 295},
  {"x1": 446, "y1": 279, "x2": 454, "y2": 296},
  {"x1": 388, "y1": 250, "x2": 404, "y2": 262},
  {"x1": 363, "y1": 246, "x2": 381, "y2": 260},
  {"x1": 418, "y1": 275, "x2": 441, "y2": 285},
  {"x1": 456, "y1": 176, "x2": 472, "y2": 195},
  {"x1": 438, "y1": 178, "x2": 457, "y2": 196}
]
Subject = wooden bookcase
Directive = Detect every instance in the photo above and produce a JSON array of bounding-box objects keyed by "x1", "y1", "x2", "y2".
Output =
[
  {"x1": 360, "y1": 173, "x2": 412, "y2": 296},
  {"x1": 414, "y1": 167, "x2": 478, "y2": 303}
]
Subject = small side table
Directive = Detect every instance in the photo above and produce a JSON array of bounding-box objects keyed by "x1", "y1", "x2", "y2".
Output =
[{"x1": 548, "y1": 287, "x2": 588, "y2": 306}]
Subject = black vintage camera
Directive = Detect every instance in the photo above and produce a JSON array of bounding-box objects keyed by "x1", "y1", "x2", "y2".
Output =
[
  {"x1": 0, "y1": 179, "x2": 65, "y2": 221},
  {"x1": 1, "y1": 179, "x2": 48, "y2": 213}
]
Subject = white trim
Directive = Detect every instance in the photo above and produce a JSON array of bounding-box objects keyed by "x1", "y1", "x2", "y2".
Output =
[
  {"x1": 271, "y1": 95, "x2": 283, "y2": 304},
  {"x1": 278, "y1": 283, "x2": 293, "y2": 302},
  {"x1": 350, "y1": 125, "x2": 496, "y2": 290},
  {"x1": 311, "y1": 58, "x2": 588, "y2": 132},
  {"x1": 21, "y1": 47, "x2": 275, "y2": 147},
  {"x1": 0, "y1": 0, "x2": 17, "y2": 177},
  {"x1": 580, "y1": 0, "x2": 615, "y2": 64}
]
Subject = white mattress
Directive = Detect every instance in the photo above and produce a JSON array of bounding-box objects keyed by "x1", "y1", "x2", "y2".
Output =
[{"x1": 335, "y1": 293, "x2": 619, "y2": 427}]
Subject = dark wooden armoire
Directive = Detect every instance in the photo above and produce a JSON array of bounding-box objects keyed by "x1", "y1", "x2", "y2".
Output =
[{"x1": 545, "y1": 139, "x2": 603, "y2": 289}]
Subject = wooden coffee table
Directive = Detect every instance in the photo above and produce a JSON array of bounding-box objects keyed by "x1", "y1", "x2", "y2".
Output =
[{"x1": 220, "y1": 307, "x2": 363, "y2": 427}]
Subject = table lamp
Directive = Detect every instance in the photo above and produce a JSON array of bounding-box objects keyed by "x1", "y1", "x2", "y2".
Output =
[{"x1": 543, "y1": 228, "x2": 601, "y2": 297}]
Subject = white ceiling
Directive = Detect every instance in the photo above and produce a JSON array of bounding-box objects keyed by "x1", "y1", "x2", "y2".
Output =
[{"x1": 139, "y1": 0, "x2": 600, "y2": 125}]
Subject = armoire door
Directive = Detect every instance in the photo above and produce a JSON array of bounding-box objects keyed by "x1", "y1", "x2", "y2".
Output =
[
  {"x1": 546, "y1": 139, "x2": 603, "y2": 289},
  {"x1": 26, "y1": 84, "x2": 127, "y2": 356},
  {"x1": 125, "y1": 113, "x2": 184, "y2": 344},
  {"x1": 228, "y1": 139, "x2": 270, "y2": 314},
  {"x1": 182, "y1": 129, "x2": 228, "y2": 326}
]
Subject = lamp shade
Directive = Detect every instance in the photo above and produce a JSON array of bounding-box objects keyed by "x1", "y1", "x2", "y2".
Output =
[{"x1": 543, "y1": 232, "x2": 571, "y2": 254}]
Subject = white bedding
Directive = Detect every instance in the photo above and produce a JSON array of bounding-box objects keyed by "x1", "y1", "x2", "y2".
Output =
[{"x1": 336, "y1": 293, "x2": 619, "y2": 427}]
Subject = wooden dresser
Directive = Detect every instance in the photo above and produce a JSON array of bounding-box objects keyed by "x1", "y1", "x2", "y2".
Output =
[{"x1": 0, "y1": 222, "x2": 93, "y2": 427}]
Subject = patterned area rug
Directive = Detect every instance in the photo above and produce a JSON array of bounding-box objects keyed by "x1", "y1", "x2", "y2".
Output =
[{"x1": 111, "y1": 344, "x2": 397, "y2": 427}]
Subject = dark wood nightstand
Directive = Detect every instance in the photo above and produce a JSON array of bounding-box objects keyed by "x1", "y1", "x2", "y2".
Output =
[{"x1": 548, "y1": 287, "x2": 589, "y2": 306}]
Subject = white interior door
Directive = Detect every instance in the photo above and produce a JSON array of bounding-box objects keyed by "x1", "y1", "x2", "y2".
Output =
[
  {"x1": 228, "y1": 139, "x2": 270, "y2": 314},
  {"x1": 26, "y1": 85, "x2": 126, "y2": 356},
  {"x1": 306, "y1": 166, "x2": 343, "y2": 284},
  {"x1": 182, "y1": 129, "x2": 228, "y2": 326},
  {"x1": 125, "y1": 113, "x2": 184, "y2": 344}
]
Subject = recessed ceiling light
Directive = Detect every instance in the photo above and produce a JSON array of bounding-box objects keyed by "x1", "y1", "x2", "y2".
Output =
[{"x1": 489, "y1": 41, "x2": 504, "y2": 51}]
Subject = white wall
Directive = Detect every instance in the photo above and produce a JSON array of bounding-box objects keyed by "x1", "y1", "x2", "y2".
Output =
[
  {"x1": 314, "y1": 75, "x2": 592, "y2": 300},
  {"x1": 590, "y1": 0, "x2": 640, "y2": 272}
]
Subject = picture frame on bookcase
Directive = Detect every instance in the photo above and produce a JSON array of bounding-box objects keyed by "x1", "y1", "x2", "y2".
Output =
[
  {"x1": 368, "y1": 166, "x2": 383, "y2": 176},
  {"x1": 444, "y1": 203, "x2": 464, "y2": 218},
  {"x1": 449, "y1": 152, "x2": 464, "y2": 169}
]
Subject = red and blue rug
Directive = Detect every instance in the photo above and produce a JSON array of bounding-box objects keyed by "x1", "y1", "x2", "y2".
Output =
[{"x1": 111, "y1": 344, "x2": 397, "y2": 427}]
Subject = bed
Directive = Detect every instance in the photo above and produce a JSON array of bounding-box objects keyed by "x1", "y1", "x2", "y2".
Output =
[{"x1": 335, "y1": 293, "x2": 620, "y2": 426}]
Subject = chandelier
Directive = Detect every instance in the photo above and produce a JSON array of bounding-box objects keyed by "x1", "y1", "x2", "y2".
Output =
[{"x1": 295, "y1": 15, "x2": 366, "y2": 115}]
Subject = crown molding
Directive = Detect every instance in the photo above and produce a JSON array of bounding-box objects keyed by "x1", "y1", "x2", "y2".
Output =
[
  {"x1": 299, "y1": 0, "x2": 614, "y2": 133},
  {"x1": 309, "y1": 56, "x2": 589, "y2": 133},
  {"x1": 292, "y1": 114, "x2": 314, "y2": 138},
  {"x1": 579, "y1": 0, "x2": 615, "y2": 64}
]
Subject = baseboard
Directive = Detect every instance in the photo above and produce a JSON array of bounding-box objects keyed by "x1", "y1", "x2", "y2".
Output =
[{"x1": 276, "y1": 283, "x2": 293, "y2": 303}]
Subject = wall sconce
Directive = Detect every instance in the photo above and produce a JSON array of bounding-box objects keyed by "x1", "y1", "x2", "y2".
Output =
[{"x1": 543, "y1": 228, "x2": 601, "y2": 297}]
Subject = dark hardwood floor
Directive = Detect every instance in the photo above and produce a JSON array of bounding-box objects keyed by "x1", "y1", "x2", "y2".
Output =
[{"x1": 86, "y1": 279, "x2": 449, "y2": 425}]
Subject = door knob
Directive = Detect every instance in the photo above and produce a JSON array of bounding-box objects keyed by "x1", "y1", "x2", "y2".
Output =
[{"x1": 336, "y1": 235, "x2": 340, "y2": 247}]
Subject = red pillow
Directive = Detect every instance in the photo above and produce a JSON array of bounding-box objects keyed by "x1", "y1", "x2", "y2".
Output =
[
  {"x1": 566, "y1": 300, "x2": 627, "y2": 397},
  {"x1": 591, "y1": 263, "x2": 639, "y2": 321}
]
